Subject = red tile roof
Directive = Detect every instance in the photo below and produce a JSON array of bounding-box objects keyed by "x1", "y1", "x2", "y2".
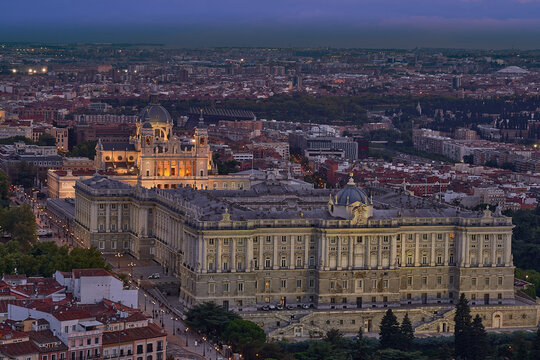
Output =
[
  {"x1": 0, "y1": 341, "x2": 40, "y2": 356},
  {"x1": 102, "y1": 323, "x2": 165, "y2": 345},
  {"x1": 72, "y1": 269, "x2": 112, "y2": 278}
]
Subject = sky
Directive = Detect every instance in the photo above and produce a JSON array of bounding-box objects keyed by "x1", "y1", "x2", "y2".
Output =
[{"x1": 2, "y1": 0, "x2": 540, "y2": 49}]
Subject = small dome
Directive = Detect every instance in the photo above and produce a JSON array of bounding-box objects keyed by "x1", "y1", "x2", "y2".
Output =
[
  {"x1": 335, "y1": 177, "x2": 368, "y2": 206},
  {"x1": 139, "y1": 104, "x2": 171, "y2": 124},
  {"x1": 142, "y1": 122, "x2": 153, "y2": 129}
]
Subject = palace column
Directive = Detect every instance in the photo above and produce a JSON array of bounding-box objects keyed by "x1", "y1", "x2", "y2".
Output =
[
  {"x1": 365, "y1": 235, "x2": 370, "y2": 269},
  {"x1": 400, "y1": 234, "x2": 406, "y2": 267},
  {"x1": 464, "y1": 233, "x2": 470, "y2": 268},
  {"x1": 246, "y1": 237, "x2": 253, "y2": 272},
  {"x1": 491, "y1": 234, "x2": 497, "y2": 267},
  {"x1": 117, "y1": 203, "x2": 122, "y2": 232},
  {"x1": 289, "y1": 236, "x2": 295, "y2": 270},
  {"x1": 430, "y1": 234, "x2": 436, "y2": 266},
  {"x1": 231, "y1": 238, "x2": 237, "y2": 272},
  {"x1": 337, "y1": 236, "x2": 342, "y2": 270},
  {"x1": 444, "y1": 233, "x2": 449, "y2": 266},
  {"x1": 304, "y1": 235, "x2": 309, "y2": 269},
  {"x1": 273, "y1": 236, "x2": 278, "y2": 270},
  {"x1": 478, "y1": 234, "x2": 484, "y2": 267},
  {"x1": 414, "y1": 234, "x2": 420, "y2": 266},
  {"x1": 105, "y1": 204, "x2": 110, "y2": 232},
  {"x1": 390, "y1": 235, "x2": 397, "y2": 269},
  {"x1": 259, "y1": 237, "x2": 264, "y2": 270},
  {"x1": 504, "y1": 233, "x2": 512, "y2": 266},
  {"x1": 377, "y1": 236, "x2": 382, "y2": 270},
  {"x1": 216, "y1": 239, "x2": 222, "y2": 273},
  {"x1": 348, "y1": 236, "x2": 354, "y2": 270}
]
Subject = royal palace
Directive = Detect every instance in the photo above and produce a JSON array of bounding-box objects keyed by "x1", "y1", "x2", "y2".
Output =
[{"x1": 72, "y1": 173, "x2": 540, "y2": 338}]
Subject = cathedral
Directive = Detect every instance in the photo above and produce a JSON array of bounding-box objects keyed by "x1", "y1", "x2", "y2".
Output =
[{"x1": 48, "y1": 99, "x2": 250, "y2": 198}]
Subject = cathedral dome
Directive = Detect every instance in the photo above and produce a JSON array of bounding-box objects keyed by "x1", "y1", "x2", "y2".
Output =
[
  {"x1": 139, "y1": 104, "x2": 172, "y2": 124},
  {"x1": 335, "y1": 176, "x2": 368, "y2": 206}
]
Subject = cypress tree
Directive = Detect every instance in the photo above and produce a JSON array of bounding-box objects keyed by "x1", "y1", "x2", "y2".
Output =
[
  {"x1": 379, "y1": 309, "x2": 401, "y2": 349},
  {"x1": 470, "y1": 314, "x2": 487, "y2": 360},
  {"x1": 454, "y1": 293, "x2": 472, "y2": 360},
  {"x1": 530, "y1": 327, "x2": 540, "y2": 360},
  {"x1": 399, "y1": 313, "x2": 414, "y2": 351}
]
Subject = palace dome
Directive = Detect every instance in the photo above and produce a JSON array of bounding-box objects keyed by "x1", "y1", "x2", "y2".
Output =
[
  {"x1": 138, "y1": 104, "x2": 172, "y2": 124},
  {"x1": 335, "y1": 177, "x2": 369, "y2": 206}
]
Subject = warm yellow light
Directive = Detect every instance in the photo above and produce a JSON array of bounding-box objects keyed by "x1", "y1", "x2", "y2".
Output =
[
  {"x1": 41, "y1": 67, "x2": 47, "y2": 73},
  {"x1": 11, "y1": 69, "x2": 17, "y2": 74}
]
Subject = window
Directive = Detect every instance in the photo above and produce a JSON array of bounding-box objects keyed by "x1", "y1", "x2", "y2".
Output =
[
  {"x1": 265, "y1": 257, "x2": 271, "y2": 268},
  {"x1": 309, "y1": 256, "x2": 315, "y2": 267},
  {"x1": 309, "y1": 279, "x2": 315, "y2": 288},
  {"x1": 437, "y1": 255, "x2": 442, "y2": 264},
  {"x1": 330, "y1": 281, "x2": 336, "y2": 289},
  {"x1": 449, "y1": 254, "x2": 454, "y2": 264},
  {"x1": 407, "y1": 255, "x2": 413, "y2": 265},
  {"x1": 296, "y1": 257, "x2": 302, "y2": 267},
  {"x1": 407, "y1": 276, "x2": 412, "y2": 286},
  {"x1": 209, "y1": 283, "x2": 215, "y2": 294},
  {"x1": 147, "y1": 344, "x2": 153, "y2": 353},
  {"x1": 64, "y1": 326, "x2": 68, "y2": 333},
  {"x1": 87, "y1": 339, "x2": 91, "y2": 345},
  {"x1": 449, "y1": 276, "x2": 454, "y2": 284},
  {"x1": 422, "y1": 255, "x2": 428, "y2": 264},
  {"x1": 485, "y1": 277, "x2": 490, "y2": 286},
  {"x1": 372, "y1": 280, "x2": 377, "y2": 289},
  {"x1": 209, "y1": 239, "x2": 214, "y2": 245},
  {"x1": 254, "y1": 258, "x2": 258, "y2": 269},
  {"x1": 157, "y1": 341, "x2": 163, "y2": 352},
  {"x1": 238, "y1": 283, "x2": 244, "y2": 292},
  {"x1": 437, "y1": 233, "x2": 443, "y2": 239},
  {"x1": 265, "y1": 280, "x2": 271, "y2": 290},
  {"x1": 95, "y1": 338, "x2": 99, "y2": 344},
  {"x1": 281, "y1": 279, "x2": 287, "y2": 288},
  {"x1": 224, "y1": 239, "x2": 229, "y2": 245},
  {"x1": 343, "y1": 280, "x2": 348, "y2": 289},
  {"x1": 437, "y1": 276, "x2": 442, "y2": 285},
  {"x1": 422, "y1": 277, "x2": 427, "y2": 285},
  {"x1": 43, "y1": 355, "x2": 48, "y2": 360},
  {"x1": 498, "y1": 293, "x2": 502, "y2": 300},
  {"x1": 472, "y1": 278, "x2": 477, "y2": 286},
  {"x1": 99, "y1": 204, "x2": 104, "y2": 210},
  {"x1": 296, "y1": 279, "x2": 302, "y2": 288},
  {"x1": 281, "y1": 236, "x2": 287, "y2": 243},
  {"x1": 498, "y1": 277, "x2": 503, "y2": 285},
  {"x1": 265, "y1": 236, "x2": 271, "y2": 243},
  {"x1": 357, "y1": 236, "x2": 363, "y2": 243},
  {"x1": 111, "y1": 241, "x2": 117, "y2": 249},
  {"x1": 422, "y1": 234, "x2": 428, "y2": 240},
  {"x1": 281, "y1": 257, "x2": 287, "y2": 267},
  {"x1": 382, "y1": 280, "x2": 388, "y2": 288}
]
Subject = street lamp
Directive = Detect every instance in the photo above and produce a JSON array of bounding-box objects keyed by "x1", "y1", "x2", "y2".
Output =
[
  {"x1": 151, "y1": 301, "x2": 156, "y2": 318},
  {"x1": 171, "y1": 317, "x2": 178, "y2": 335},
  {"x1": 185, "y1": 328, "x2": 189, "y2": 347},
  {"x1": 144, "y1": 294, "x2": 147, "y2": 311}
]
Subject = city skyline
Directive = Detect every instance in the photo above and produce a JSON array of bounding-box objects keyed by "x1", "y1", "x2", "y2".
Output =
[{"x1": 2, "y1": 0, "x2": 540, "y2": 48}]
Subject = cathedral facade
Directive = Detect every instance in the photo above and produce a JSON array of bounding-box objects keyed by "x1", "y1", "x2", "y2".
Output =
[{"x1": 48, "y1": 101, "x2": 250, "y2": 198}]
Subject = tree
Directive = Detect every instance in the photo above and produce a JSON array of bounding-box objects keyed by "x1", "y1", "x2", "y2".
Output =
[
  {"x1": 222, "y1": 318, "x2": 266, "y2": 359},
  {"x1": 0, "y1": 204, "x2": 37, "y2": 248},
  {"x1": 379, "y1": 309, "x2": 401, "y2": 350},
  {"x1": 324, "y1": 328, "x2": 345, "y2": 348},
  {"x1": 469, "y1": 315, "x2": 487, "y2": 360},
  {"x1": 8, "y1": 161, "x2": 37, "y2": 188},
  {"x1": 399, "y1": 313, "x2": 414, "y2": 351},
  {"x1": 352, "y1": 327, "x2": 370, "y2": 360},
  {"x1": 531, "y1": 327, "x2": 540, "y2": 360},
  {"x1": 184, "y1": 302, "x2": 240, "y2": 342},
  {"x1": 37, "y1": 133, "x2": 57, "y2": 147},
  {"x1": 68, "y1": 140, "x2": 98, "y2": 159},
  {"x1": 454, "y1": 293, "x2": 472, "y2": 360},
  {"x1": 0, "y1": 170, "x2": 9, "y2": 200}
]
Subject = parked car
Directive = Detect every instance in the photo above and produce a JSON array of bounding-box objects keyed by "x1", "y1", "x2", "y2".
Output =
[
  {"x1": 286, "y1": 305, "x2": 295, "y2": 310},
  {"x1": 148, "y1": 273, "x2": 160, "y2": 279},
  {"x1": 268, "y1": 304, "x2": 276, "y2": 310},
  {"x1": 261, "y1": 305, "x2": 271, "y2": 311},
  {"x1": 276, "y1": 305, "x2": 283, "y2": 310}
]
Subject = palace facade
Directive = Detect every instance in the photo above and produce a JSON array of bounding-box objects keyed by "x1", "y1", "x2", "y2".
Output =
[{"x1": 72, "y1": 174, "x2": 540, "y2": 336}]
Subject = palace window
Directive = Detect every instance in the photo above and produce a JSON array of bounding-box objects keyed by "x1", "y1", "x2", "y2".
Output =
[
  {"x1": 330, "y1": 281, "x2": 335, "y2": 289},
  {"x1": 265, "y1": 281, "x2": 271, "y2": 290},
  {"x1": 382, "y1": 280, "x2": 388, "y2": 289},
  {"x1": 498, "y1": 277, "x2": 503, "y2": 285},
  {"x1": 437, "y1": 233, "x2": 443, "y2": 239},
  {"x1": 280, "y1": 280, "x2": 287, "y2": 288},
  {"x1": 265, "y1": 257, "x2": 271, "y2": 268},
  {"x1": 309, "y1": 279, "x2": 315, "y2": 288},
  {"x1": 437, "y1": 276, "x2": 442, "y2": 285},
  {"x1": 485, "y1": 278, "x2": 490, "y2": 286},
  {"x1": 343, "y1": 280, "x2": 348, "y2": 289},
  {"x1": 296, "y1": 279, "x2": 302, "y2": 288},
  {"x1": 265, "y1": 236, "x2": 272, "y2": 243},
  {"x1": 281, "y1": 257, "x2": 287, "y2": 267},
  {"x1": 238, "y1": 283, "x2": 244, "y2": 292},
  {"x1": 296, "y1": 257, "x2": 302, "y2": 267},
  {"x1": 357, "y1": 280, "x2": 363, "y2": 288},
  {"x1": 407, "y1": 277, "x2": 412, "y2": 286},
  {"x1": 472, "y1": 278, "x2": 477, "y2": 286},
  {"x1": 281, "y1": 236, "x2": 287, "y2": 243},
  {"x1": 422, "y1": 277, "x2": 427, "y2": 285},
  {"x1": 223, "y1": 283, "x2": 229, "y2": 292}
]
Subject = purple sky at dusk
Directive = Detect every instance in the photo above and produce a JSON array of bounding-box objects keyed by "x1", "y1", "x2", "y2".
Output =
[{"x1": 2, "y1": 0, "x2": 540, "y2": 48}]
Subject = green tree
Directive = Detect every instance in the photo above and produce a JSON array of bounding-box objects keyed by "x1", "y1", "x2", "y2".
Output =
[
  {"x1": 324, "y1": 328, "x2": 345, "y2": 348},
  {"x1": 454, "y1": 293, "x2": 472, "y2": 360},
  {"x1": 68, "y1": 140, "x2": 98, "y2": 159},
  {"x1": 222, "y1": 319, "x2": 266, "y2": 359},
  {"x1": 37, "y1": 133, "x2": 57, "y2": 147},
  {"x1": 0, "y1": 170, "x2": 9, "y2": 200},
  {"x1": 184, "y1": 302, "x2": 240, "y2": 342},
  {"x1": 0, "y1": 204, "x2": 37, "y2": 248},
  {"x1": 531, "y1": 327, "x2": 540, "y2": 360},
  {"x1": 379, "y1": 309, "x2": 401, "y2": 350},
  {"x1": 399, "y1": 313, "x2": 414, "y2": 351},
  {"x1": 352, "y1": 327, "x2": 370, "y2": 360},
  {"x1": 8, "y1": 161, "x2": 37, "y2": 188},
  {"x1": 469, "y1": 315, "x2": 487, "y2": 360}
]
